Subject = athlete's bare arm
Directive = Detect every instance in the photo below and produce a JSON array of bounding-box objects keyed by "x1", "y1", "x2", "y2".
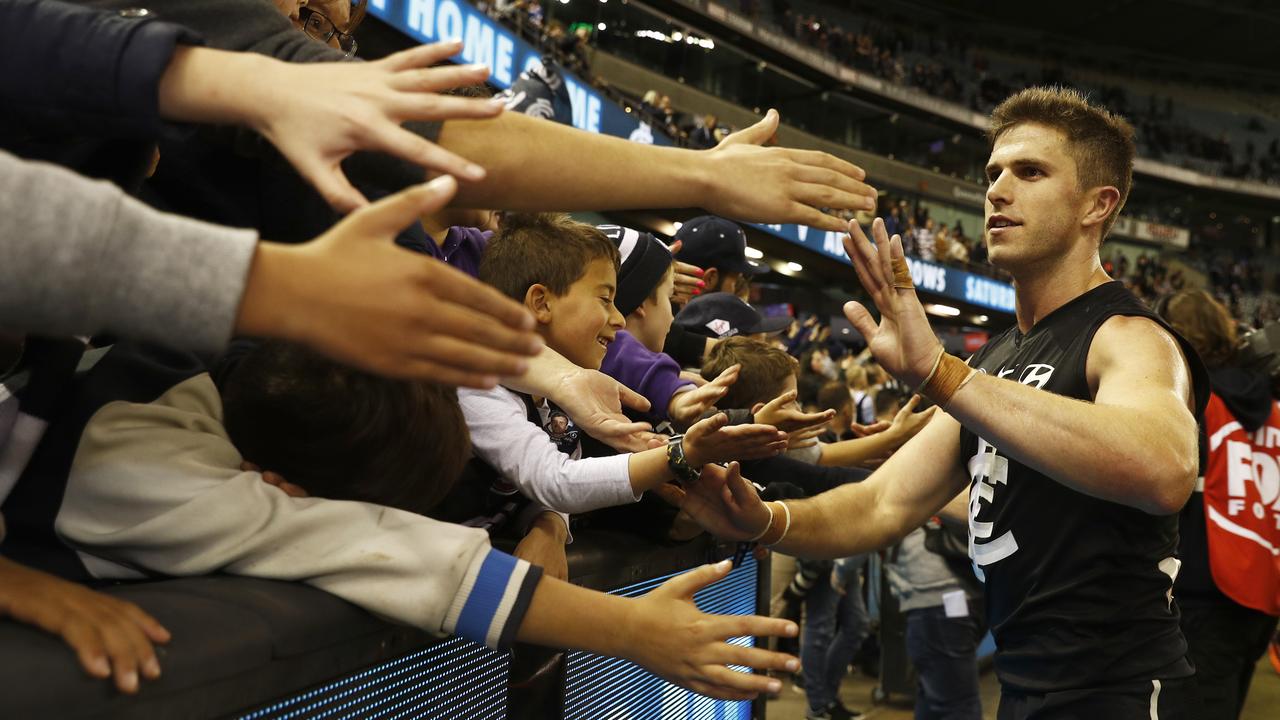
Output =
[
  {"x1": 942, "y1": 314, "x2": 1196, "y2": 514},
  {"x1": 843, "y1": 218, "x2": 1197, "y2": 516},
  {"x1": 675, "y1": 410, "x2": 969, "y2": 559}
]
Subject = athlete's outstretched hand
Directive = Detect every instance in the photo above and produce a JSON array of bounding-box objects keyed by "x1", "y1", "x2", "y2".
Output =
[
  {"x1": 702, "y1": 110, "x2": 878, "y2": 232},
  {"x1": 842, "y1": 217, "x2": 945, "y2": 387}
]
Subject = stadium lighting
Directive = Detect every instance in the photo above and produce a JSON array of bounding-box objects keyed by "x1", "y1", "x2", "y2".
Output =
[
  {"x1": 926, "y1": 304, "x2": 961, "y2": 317},
  {"x1": 744, "y1": 246, "x2": 764, "y2": 259},
  {"x1": 672, "y1": 31, "x2": 683, "y2": 41},
  {"x1": 597, "y1": 22, "x2": 606, "y2": 30},
  {"x1": 785, "y1": 262, "x2": 804, "y2": 273},
  {"x1": 977, "y1": 315, "x2": 989, "y2": 323}
]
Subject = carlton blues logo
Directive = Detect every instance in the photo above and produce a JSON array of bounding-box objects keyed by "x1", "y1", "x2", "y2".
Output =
[{"x1": 967, "y1": 363, "x2": 1055, "y2": 580}]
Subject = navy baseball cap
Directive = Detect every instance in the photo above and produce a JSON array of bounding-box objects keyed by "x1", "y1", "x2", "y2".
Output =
[
  {"x1": 673, "y1": 216, "x2": 768, "y2": 276},
  {"x1": 597, "y1": 225, "x2": 673, "y2": 316},
  {"x1": 674, "y1": 292, "x2": 792, "y2": 339}
]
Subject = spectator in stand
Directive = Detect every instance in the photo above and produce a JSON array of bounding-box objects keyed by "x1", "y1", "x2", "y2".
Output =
[
  {"x1": 691, "y1": 115, "x2": 720, "y2": 150},
  {"x1": 916, "y1": 218, "x2": 936, "y2": 261},
  {"x1": 901, "y1": 215, "x2": 919, "y2": 257},
  {"x1": 640, "y1": 89, "x2": 660, "y2": 117}
]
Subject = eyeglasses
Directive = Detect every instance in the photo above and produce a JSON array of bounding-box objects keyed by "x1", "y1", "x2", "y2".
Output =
[{"x1": 299, "y1": 7, "x2": 357, "y2": 57}]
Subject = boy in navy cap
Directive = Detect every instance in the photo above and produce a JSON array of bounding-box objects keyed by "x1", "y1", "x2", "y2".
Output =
[
  {"x1": 665, "y1": 216, "x2": 771, "y2": 366},
  {"x1": 672, "y1": 215, "x2": 769, "y2": 297}
]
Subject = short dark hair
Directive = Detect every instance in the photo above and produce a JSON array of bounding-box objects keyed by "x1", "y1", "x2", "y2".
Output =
[
  {"x1": 480, "y1": 213, "x2": 620, "y2": 301},
  {"x1": 701, "y1": 336, "x2": 797, "y2": 409},
  {"x1": 221, "y1": 341, "x2": 469, "y2": 515},
  {"x1": 816, "y1": 381, "x2": 851, "y2": 414},
  {"x1": 988, "y1": 86, "x2": 1136, "y2": 239}
]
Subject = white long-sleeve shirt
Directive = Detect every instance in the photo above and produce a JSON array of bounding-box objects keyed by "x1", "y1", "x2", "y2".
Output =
[
  {"x1": 55, "y1": 374, "x2": 541, "y2": 650},
  {"x1": 458, "y1": 385, "x2": 637, "y2": 514}
]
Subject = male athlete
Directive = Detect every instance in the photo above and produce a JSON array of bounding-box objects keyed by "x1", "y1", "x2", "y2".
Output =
[{"x1": 683, "y1": 87, "x2": 1210, "y2": 717}]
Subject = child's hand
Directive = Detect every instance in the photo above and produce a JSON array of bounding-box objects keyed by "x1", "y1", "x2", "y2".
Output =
[
  {"x1": 513, "y1": 513, "x2": 570, "y2": 581},
  {"x1": 848, "y1": 419, "x2": 891, "y2": 437},
  {"x1": 750, "y1": 390, "x2": 835, "y2": 434},
  {"x1": 241, "y1": 462, "x2": 308, "y2": 498},
  {"x1": 682, "y1": 412, "x2": 787, "y2": 467},
  {"x1": 0, "y1": 557, "x2": 170, "y2": 694},
  {"x1": 619, "y1": 560, "x2": 798, "y2": 700},
  {"x1": 885, "y1": 395, "x2": 937, "y2": 446},
  {"x1": 668, "y1": 364, "x2": 739, "y2": 429}
]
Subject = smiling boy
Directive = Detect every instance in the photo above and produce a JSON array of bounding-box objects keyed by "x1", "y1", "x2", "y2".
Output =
[{"x1": 460, "y1": 213, "x2": 788, "y2": 519}]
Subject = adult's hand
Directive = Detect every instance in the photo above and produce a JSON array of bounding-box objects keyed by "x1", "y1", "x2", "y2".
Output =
[
  {"x1": 672, "y1": 462, "x2": 772, "y2": 541},
  {"x1": 159, "y1": 41, "x2": 505, "y2": 213},
  {"x1": 621, "y1": 560, "x2": 799, "y2": 700},
  {"x1": 553, "y1": 367, "x2": 666, "y2": 452},
  {"x1": 0, "y1": 557, "x2": 171, "y2": 694},
  {"x1": 235, "y1": 175, "x2": 543, "y2": 386},
  {"x1": 843, "y1": 217, "x2": 945, "y2": 386},
  {"x1": 666, "y1": 240, "x2": 706, "y2": 304},
  {"x1": 682, "y1": 413, "x2": 787, "y2": 468},
  {"x1": 668, "y1": 364, "x2": 740, "y2": 429},
  {"x1": 701, "y1": 110, "x2": 878, "y2": 233}
]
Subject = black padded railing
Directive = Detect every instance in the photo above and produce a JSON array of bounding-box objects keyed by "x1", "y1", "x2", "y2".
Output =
[{"x1": 0, "y1": 530, "x2": 767, "y2": 720}]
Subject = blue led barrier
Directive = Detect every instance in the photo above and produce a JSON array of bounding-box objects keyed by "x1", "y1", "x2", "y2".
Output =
[
  {"x1": 563, "y1": 555, "x2": 759, "y2": 720},
  {"x1": 234, "y1": 557, "x2": 759, "y2": 719},
  {"x1": 236, "y1": 638, "x2": 508, "y2": 720}
]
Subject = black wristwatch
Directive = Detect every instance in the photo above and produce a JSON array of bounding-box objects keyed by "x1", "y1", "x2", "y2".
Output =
[{"x1": 666, "y1": 434, "x2": 701, "y2": 486}]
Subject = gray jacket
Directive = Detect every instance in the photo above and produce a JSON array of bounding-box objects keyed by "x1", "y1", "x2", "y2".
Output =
[
  {"x1": 0, "y1": 149, "x2": 256, "y2": 350},
  {"x1": 885, "y1": 527, "x2": 967, "y2": 613}
]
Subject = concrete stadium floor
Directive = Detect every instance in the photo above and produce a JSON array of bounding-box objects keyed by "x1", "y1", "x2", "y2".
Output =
[{"x1": 765, "y1": 657, "x2": 1280, "y2": 719}]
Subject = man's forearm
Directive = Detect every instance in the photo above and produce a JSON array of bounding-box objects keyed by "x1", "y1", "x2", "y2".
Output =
[
  {"x1": 944, "y1": 374, "x2": 1194, "y2": 513},
  {"x1": 768, "y1": 482, "x2": 899, "y2": 559},
  {"x1": 440, "y1": 113, "x2": 708, "y2": 211}
]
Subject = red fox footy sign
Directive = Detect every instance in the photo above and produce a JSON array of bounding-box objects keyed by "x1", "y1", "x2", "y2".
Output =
[{"x1": 1203, "y1": 393, "x2": 1280, "y2": 614}]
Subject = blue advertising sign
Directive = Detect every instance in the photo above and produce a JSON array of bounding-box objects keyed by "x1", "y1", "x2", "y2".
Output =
[
  {"x1": 368, "y1": 0, "x2": 669, "y2": 144},
  {"x1": 751, "y1": 222, "x2": 1016, "y2": 314}
]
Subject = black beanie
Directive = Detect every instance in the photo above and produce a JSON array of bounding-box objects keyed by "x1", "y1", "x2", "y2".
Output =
[{"x1": 597, "y1": 225, "x2": 673, "y2": 316}]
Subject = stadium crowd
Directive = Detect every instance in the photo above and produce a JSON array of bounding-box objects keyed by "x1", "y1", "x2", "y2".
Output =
[{"x1": 755, "y1": 0, "x2": 1280, "y2": 185}]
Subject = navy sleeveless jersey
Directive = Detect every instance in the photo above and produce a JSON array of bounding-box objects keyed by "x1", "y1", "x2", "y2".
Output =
[{"x1": 958, "y1": 281, "x2": 1209, "y2": 692}]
